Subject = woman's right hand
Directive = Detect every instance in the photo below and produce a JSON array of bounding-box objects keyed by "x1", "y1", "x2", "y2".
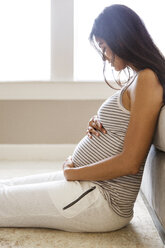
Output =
[{"x1": 86, "y1": 115, "x2": 107, "y2": 139}]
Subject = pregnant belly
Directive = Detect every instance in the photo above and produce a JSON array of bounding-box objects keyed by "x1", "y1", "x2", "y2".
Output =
[{"x1": 72, "y1": 132, "x2": 124, "y2": 167}]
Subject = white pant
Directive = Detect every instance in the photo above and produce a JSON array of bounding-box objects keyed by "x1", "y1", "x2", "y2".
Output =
[{"x1": 0, "y1": 170, "x2": 132, "y2": 232}]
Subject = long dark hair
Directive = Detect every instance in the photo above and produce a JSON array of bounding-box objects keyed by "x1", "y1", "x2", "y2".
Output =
[{"x1": 89, "y1": 4, "x2": 165, "y2": 104}]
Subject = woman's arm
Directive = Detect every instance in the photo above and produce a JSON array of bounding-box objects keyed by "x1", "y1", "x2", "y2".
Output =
[{"x1": 64, "y1": 69, "x2": 164, "y2": 181}]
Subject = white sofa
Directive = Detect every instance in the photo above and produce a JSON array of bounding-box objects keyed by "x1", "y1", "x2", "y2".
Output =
[{"x1": 141, "y1": 105, "x2": 165, "y2": 245}]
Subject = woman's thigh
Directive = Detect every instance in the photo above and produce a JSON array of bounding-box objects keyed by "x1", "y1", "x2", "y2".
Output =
[
  {"x1": 0, "y1": 192, "x2": 132, "y2": 232},
  {"x1": 0, "y1": 179, "x2": 132, "y2": 232},
  {"x1": 0, "y1": 179, "x2": 100, "y2": 228}
]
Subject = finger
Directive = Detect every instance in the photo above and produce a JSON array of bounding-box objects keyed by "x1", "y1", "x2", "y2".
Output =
[
  {"x1": 94, "y1": 120, "x2": 102, "y2": 130},
  {"x1": 92, "y1": 116, "x2": 103, "y2": 130},
  {"x1": 88, "y1": 121, "x2": 107, "y2": 135},
  {"x1": 88, "y1": 116, "x2": 95, "y2": 125},
  {"x1": 86, "y1": 130, "x2": 93, "y2": 139},
  {"x1": 67, "y1": 155, "x2": 72, "y2": 161},
  {"x1": 101, "y1": 127, "x2": 107, "y2": 134},
  {"x1": 88, "y1": 115, "x2": 97, "y2": 127},
  {"x1": 93, "y1": 118, "x2": 107, "y2": 133},
  {"x1": 88, "y1": 119, "x2": 94, "y2": 127},
  {"x1": 88, "y1": 126, "x2": 100, "y2": 137},
  {"x1": 70, "y1": 162, "x2": 74, "y2": 168},
  {"x1": 91, "y1": 119, "x2": 102, "y2": 132}
]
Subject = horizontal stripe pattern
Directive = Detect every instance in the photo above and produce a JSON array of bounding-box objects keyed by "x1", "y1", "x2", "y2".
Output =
[{"x1": 72, "y1": 85, "x2": 145, "y2": 218}]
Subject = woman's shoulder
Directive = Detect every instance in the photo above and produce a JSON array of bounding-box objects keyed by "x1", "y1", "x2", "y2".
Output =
[
  {"x1": 128, "y1": 68, "x2": 164, "y2": 107},
  {"x1": 138, "y1": 68, "x2": 160, "y2": 84},
  {"x1": 133, "y1": 68, "x2": 161, "y2": 89}
]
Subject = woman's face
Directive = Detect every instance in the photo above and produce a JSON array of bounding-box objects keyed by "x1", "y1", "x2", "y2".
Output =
[{"x1": 96, "y1": 38, "x2": 127, "y2": 71}]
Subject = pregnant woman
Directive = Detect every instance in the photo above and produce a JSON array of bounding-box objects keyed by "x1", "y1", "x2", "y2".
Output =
[{"x1": 0, "y1": 4, "x2": 164, "y2": 232}]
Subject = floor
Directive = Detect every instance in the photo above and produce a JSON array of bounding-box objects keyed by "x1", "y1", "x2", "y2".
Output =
[{"x1": 0, "y1": 160, "x2": 164, "y2": 248}]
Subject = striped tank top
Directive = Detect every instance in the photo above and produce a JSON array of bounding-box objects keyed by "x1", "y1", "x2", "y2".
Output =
[{"x1": 72, "y1": 83, "x2": 146, "y2": 218}]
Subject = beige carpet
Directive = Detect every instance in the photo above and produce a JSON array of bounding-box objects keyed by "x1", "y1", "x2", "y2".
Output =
[{"x1": 0, "y1": 160, "x2": 163, "y2": 248}]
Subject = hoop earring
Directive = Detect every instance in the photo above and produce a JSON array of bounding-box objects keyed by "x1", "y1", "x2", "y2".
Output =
[
  {"x1": 111, "y1": 67, "x2": 123, "y2": 87},
  {"x1": 103, "y1": 61, "x2": 120, "y2": 90},
  {"x1": 125, "y1": 66, "x2": 138, "y2": 85},
  {"x1": 124, "y1": 66, "x2": 131, "y2": 84},
  {"x1": 111, "y1": 54, "x2": 126, "y2": 88}
]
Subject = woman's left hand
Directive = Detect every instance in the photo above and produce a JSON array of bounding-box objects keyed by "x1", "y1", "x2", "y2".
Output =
[{"x1": 63, "y1": 156, "x2": 75, "y2": 180}]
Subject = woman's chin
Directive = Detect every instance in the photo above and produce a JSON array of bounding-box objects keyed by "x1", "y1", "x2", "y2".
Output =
[{"x1": 113, "y1": 67, "x2": 120, "y2": 71}]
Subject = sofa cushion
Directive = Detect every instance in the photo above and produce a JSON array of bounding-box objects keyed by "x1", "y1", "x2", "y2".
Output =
[{"x1": 153, "y1": 105, "x2": 165, "y2": 152}]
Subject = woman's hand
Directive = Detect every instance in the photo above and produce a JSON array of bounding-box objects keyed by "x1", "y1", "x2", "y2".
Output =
[
  {"x1": 86, "y1": 115, "x2": 107, "y2": 139},
  {"x1": 63, "y1": 156, "x2": 75, "y2": 180}
]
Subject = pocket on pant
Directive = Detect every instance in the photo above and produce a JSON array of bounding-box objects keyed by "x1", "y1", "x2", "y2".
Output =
[{"x1": 48, "y1": 180, "x2": 100, "y2": 218}]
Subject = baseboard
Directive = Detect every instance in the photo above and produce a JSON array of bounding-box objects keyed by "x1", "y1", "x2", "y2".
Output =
[{"x1": 0, "y1": 144, "x2": 76, "y2": 161}]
